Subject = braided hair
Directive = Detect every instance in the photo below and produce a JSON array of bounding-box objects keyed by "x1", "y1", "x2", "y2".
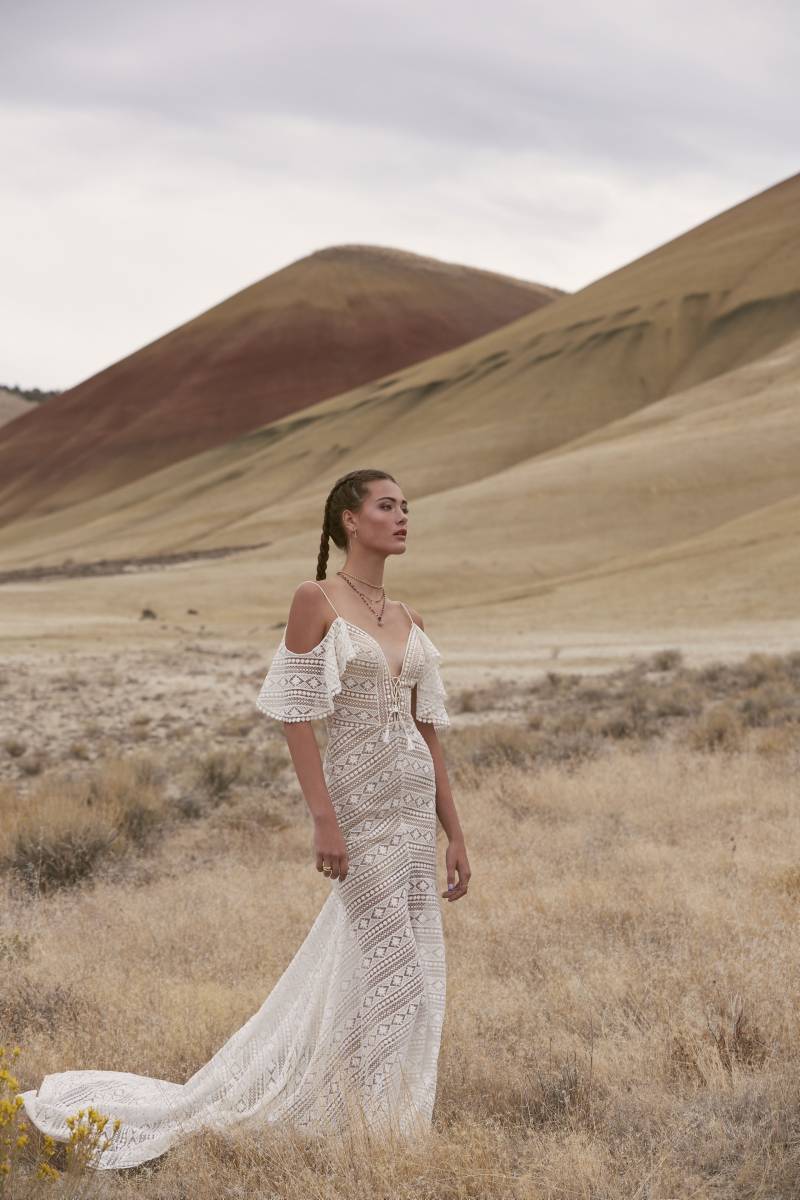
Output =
[{"x1": 316, "y1": 469, "x2": 397, "y2": 580}]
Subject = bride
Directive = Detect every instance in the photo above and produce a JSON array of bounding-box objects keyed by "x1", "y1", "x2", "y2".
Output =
[{"x1": 22, "y1": 467, "x2": 471, "y2": 1170}]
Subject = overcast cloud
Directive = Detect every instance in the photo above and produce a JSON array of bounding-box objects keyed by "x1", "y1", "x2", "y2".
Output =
[{"x1": 1, "y1": 0, "x2": 797, "y2": 390}]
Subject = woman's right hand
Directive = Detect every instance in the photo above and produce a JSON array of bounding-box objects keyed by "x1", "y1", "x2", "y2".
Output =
[{"x1": 314, "y1": 811, "x2": 349, "y2": 881}]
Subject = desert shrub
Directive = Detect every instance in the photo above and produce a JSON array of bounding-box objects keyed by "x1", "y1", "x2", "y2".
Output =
[
  {"x1": 651, "y1": 682, "x2": 701, "y2": 718},
  {"x1": 738, "y1": 652, "x2": 786, "y2": 689},
  {"x1": 466, "y1": 725, "x2": 538, "y2": 770},
  {"x1": 51, "y1": 670, "x2": 86, "y2": 691},
  {"x1": 543, "y1": 708, "x2": 590, "y2": 737},
  {"x1": 4, "y1": 828, "x2": 116, "y2": 894},
  {"x1": 593, "y1": 686, "x2": 657, "y2": 741},
  {"x1": 739, "y1": 683, "x2": 798, "y2": 727},
  {"x1": 456, "y1": 719, "x2": 600, "y2": 775},
  {"x1": 174, "y1": 793, "x2": 206, "y2": 820},
  {"x1": 595, "y1": 708, "x2": 637, "y2": 740},
  {"x1": 529, "y1": 729, "x2": 602, "y2": 770},
  {"x1": 18, "y1": 759, "x2": 43, "y2": 777},
  {"x1": 648, "y1": 647, "x2": 684, "y2": 671},
  {"x1": 0, "y1": 755, "x2": 168, "y2": 895},
  {"x1": 529, "y1": 671, "x2": 583, "y2": 697},
  {"x1": 686, "y1": 704, "x2": 744, "y2": 753},
  {"x1": 696, "y1": 661, "x2": 734, "y2": 689},
  {"x1": 574, "y1": 679, "x2": 607, "y2": 705},
  {"x1": 194, "y1": 751, "x2": 245, "y2": 801}
]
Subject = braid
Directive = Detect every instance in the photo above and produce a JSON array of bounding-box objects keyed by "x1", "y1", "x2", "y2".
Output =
[
  {"x1": 315, "y1": 492, "x2": 335, "y2": 581},
  {"x1": 315, "y1": 468, "x2": 397, "y2": 579}
]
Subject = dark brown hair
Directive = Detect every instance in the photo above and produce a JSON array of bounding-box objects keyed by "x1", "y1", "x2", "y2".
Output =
[{"x1": 316, "y1": 469, "x2": 397, "y2": 580}]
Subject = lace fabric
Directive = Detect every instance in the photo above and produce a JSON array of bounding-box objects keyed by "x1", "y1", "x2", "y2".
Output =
[
  {"x1": 21, "y1": 602, "x2": 450, "y2": 1169},
  {"x1": 256, "y1": 618, "x2": 358, "y2": 723},
  {"x1": 413, "y1": 627, "x2": 451, "y2": 732},
  {"x1": 256, "y1": 616, "x2": 450, "y2": 735}
]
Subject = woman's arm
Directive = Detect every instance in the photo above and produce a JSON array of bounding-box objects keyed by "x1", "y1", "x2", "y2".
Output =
[
  {"x1": 407, "y1": 607, "x2": 471, "y2": 903},
  {"x1": 280, "y1": 583, "x2": 350, "y2": 881}
]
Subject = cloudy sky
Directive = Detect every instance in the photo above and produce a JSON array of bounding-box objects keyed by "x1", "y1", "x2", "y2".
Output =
[{"x1": 2, "y1": 0, "x2": 797, "y2": 391}]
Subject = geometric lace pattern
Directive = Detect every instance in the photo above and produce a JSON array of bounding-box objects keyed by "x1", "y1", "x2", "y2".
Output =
[{"x1": 21, "y1": 586, "x2": 449, "y2": 1169}]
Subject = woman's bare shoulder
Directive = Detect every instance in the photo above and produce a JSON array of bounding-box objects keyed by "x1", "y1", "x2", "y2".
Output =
[{"x1": 283, "y1": 581, "x2": 335, "y2": 651}]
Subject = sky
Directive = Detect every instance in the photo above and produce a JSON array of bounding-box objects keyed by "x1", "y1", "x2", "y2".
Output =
[{"x1": 1, "y1": 0, "x2": 797, "y2": 391}]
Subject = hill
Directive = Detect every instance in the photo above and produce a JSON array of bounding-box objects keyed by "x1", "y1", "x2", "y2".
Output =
[{"x1": 0, "y1": 246, "x2": 561, "y2": 524}]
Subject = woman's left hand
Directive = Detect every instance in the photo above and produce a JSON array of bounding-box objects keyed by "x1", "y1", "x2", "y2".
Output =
[{"x1": 441, "y1": 837, "x2": 470, "y2": 901}]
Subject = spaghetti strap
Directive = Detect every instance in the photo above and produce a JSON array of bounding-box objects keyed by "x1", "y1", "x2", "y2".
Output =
[
  {"x1": 399, "y1": 600, "x2": 415, "y2": 631},
  {"x1": 305, "y1": 579, "x2": 342, "y2": 620}
]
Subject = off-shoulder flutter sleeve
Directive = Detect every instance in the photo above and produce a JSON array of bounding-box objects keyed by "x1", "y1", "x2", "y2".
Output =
[
  {"x1": 414, "y1": 626, "x2": 451, "y2": 732},
  {"x1": 256, "y1": 619, "x2": 356, "y2": 723}
]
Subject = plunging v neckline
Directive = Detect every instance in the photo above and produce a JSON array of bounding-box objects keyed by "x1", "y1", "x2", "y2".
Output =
[{"x1": 336, "y1": 616, "x2": 416, "y2": 681}]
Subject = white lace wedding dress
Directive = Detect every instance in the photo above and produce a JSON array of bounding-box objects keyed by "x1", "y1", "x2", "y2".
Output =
[{"x1": 21, "y1": 582, "x2": 450, "y2": 1169}]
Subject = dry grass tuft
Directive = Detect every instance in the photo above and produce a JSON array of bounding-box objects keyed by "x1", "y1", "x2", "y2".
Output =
[
  {"x1": 0, "y1": 755, "x2": 169, "y2": 894},
  {"x1": 686, "y1": 703, "x2": 744, "y2": 753},
  {"x1": 192, "y1": 749, "x2": 246, "y2": 802}
]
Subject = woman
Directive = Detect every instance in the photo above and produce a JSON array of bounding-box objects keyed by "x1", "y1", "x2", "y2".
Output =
[{"x1": 21, "y1": 468, "x2": 471, "y2": 1168}]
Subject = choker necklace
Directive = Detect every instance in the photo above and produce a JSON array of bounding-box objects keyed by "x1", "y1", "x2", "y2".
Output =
[{"x1": 337, "y1": 569, "x2": 387, "y2": 625}]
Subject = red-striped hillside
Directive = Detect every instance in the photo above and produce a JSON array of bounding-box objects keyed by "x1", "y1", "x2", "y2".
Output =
[{"x1": 0, "y1": 245, "x2": 562, "y2": 524}]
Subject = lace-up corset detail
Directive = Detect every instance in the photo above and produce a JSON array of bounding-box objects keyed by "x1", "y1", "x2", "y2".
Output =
[{"x1": 384, "y1": 666, "x2": 414, "y2": 747}]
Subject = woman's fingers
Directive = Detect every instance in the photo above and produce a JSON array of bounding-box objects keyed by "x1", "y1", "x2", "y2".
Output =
[
  {"x1": 441, "y1": 881, "x2": 467, "y2": 900},
  {"x1": 315, "y1": 849, "x2": 349, "y2": 881},
  {"x1": 440, "y1": 854, "x2": 470, "y2": 900}
]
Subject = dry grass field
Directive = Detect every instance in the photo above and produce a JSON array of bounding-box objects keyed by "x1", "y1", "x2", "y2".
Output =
[{"x1": 3, "y1": 645, "x2": 800, "y2": 1197}]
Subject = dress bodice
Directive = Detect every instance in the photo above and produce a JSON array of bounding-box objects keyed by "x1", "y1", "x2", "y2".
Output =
[{"x1": 255, "y1": 588, "x2": 450, "y2": 746}]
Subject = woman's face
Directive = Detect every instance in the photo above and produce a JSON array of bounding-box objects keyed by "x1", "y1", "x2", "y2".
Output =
[{"x1": 346, "y1": 481, "x2": 409, "y2": 554}]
